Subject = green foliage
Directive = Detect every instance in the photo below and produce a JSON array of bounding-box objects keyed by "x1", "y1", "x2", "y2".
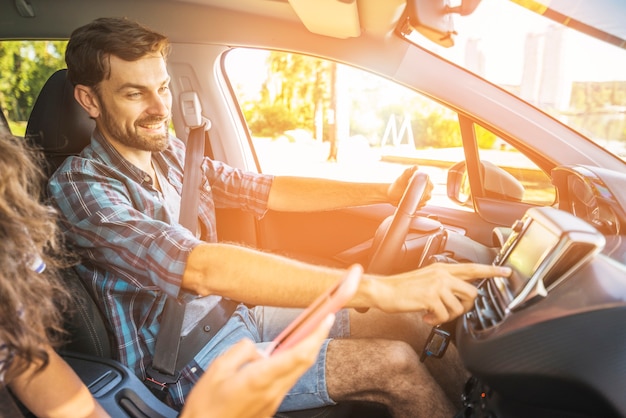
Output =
[
  {"x1": 233, "y1": 50, "x2": 478, "y2": 149},
  {"x1": 8, "y1": 120, "x2": 27, "y2": 137},
  {"x1": 0, "y1": 41, "x2": 67, "y2": 124},
  {"x1": 338, "y1": 66, "x2": 464, "y2": 149},
  {"x1": 242, "y1": 51, "x2": 621, "y2": 152},
  {"x1": 243, "y1": 103, "x2": 300, "y2": 137},
  {"x1": 474, "y1": 124, "x2": 498, "y2": 149},
  {"x1": 412, "y1": 110, "x2": 462, "y2": 148},
  {"x1": 569, "y1": 81, "x2": 626, "y2": 141},
  {"x1": 242, "y1": 51, "x2": 331, "y2": 138}
]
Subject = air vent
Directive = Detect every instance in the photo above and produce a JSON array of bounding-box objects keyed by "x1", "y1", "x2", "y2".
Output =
[{"x1": 466, "y1": 281, "x2": 505, "y2": 331}]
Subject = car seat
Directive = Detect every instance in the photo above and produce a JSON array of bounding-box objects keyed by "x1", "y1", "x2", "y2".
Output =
[
  {"x1": 25, "y1": 69, "x2": 112, "y2": 358},
  {"x1": 25, "y1": 69, "x2": 391, "y2": 418}
]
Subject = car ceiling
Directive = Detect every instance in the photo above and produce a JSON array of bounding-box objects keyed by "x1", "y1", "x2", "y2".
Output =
[
  {"x1": 2, "y1": 0, "x2": 408, "y2": 41},
  {"x1": 3, "y1": 0, "x2": 623, "y2": 48}
]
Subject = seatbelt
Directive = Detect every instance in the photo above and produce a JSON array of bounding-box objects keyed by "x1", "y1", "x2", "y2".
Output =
[
  {"x1": 149, "y1": 92, "x2": 216, "y2": 382},
  {"x1": 151, "y1": 123, "x2": 207, "y2": 378}
]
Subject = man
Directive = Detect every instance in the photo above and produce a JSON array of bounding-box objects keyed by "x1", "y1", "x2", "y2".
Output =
[{"x1": 49, "y1": 17, "x2": 511, "y2": 417}]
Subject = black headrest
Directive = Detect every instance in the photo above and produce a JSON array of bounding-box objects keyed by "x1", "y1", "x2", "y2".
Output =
[{"x1": 26, "y1": 69, "x2": 95, "y2": 175}]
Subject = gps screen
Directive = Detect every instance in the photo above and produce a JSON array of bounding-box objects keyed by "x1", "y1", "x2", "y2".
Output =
[{"x1": 501, "y1": 220, "x2": 559, "y2": 297}]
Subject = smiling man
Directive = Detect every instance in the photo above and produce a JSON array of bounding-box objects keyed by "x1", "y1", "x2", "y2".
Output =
[
  {"x1": 72, "y1": 51, "x2": 172, "y2": 174},
  {"x1": 48, "y1": 17, "x2": 511, "y2": 417}
]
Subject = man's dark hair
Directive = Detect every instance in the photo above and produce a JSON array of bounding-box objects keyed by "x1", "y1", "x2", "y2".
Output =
[{"x1": 65, "y1": 17, "x2": 170, "y2": 87}]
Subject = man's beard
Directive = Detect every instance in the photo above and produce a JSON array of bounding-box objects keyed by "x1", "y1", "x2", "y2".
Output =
[{"x1": 100, "y1": 105, "x2": 170, "y2": 152}]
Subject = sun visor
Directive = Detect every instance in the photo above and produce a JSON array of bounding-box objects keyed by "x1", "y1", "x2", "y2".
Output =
[{"x1": 287, "y1": 0, "x2": 361, "y2": 39}]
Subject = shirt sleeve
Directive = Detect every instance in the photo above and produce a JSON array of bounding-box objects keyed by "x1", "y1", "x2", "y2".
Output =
[{"x1": 203, "y1": 158, "x2": 274, "y2": 218}]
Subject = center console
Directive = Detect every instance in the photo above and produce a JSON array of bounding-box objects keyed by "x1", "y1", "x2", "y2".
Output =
[
  {"x1": 452, "y1": 207, "x2": 626, "y2": 417},
  {"x1": 466, "y1": 206, "x2": 605, "y2": 333}
]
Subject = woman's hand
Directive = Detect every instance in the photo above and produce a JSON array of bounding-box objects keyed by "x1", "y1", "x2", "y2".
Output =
[{"x1": 181, "y1": 313, "x2": 335, "y2": 418}]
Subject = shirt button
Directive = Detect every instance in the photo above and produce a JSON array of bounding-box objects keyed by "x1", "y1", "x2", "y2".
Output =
[{"x1": 144, "y1": 175, "x2": 151, "y2": 183}]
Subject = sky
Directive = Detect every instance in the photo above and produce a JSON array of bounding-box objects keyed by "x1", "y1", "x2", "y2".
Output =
[{"x1": 435, "y1": 0, "x2": 626, "y2": 85}]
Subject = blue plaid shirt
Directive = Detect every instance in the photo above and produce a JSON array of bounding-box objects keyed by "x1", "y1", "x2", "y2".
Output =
[{"x1": 48, "y1": 131, "x2": 273, "y2": 385}]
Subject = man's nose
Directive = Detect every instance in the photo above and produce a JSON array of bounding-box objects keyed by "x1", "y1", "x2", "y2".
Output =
[{"x1": 147, "y1": 92, "x2": 171, "y2": 115}]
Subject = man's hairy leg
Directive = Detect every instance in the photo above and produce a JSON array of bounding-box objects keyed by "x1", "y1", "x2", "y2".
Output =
[
  {"x1": 348, "y1": 308, "x2": 469, "y2": 410},
  {"x1": 325, "y1": 338, "x2": 456, "y2": 417}
]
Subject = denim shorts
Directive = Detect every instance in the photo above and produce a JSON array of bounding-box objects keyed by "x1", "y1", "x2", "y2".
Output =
[{"x1": 183, "y1": 304, "x2": 351, "y2": 412}]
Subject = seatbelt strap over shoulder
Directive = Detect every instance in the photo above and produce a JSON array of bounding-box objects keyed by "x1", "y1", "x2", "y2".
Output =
[
  {"x1": 150, "y1": 91, "x2": 209, "y2": 378},
  {"x1": 179, "y1": 123, "x2": 207, "y2": 233},
  {"x1": 178, "y1": 90, "x2": 212, "y2": 234}
]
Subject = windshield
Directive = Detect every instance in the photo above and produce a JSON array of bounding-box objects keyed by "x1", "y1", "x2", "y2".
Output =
[{"x1": 403, "y1": 0, "x2": 626, "y2": 160}]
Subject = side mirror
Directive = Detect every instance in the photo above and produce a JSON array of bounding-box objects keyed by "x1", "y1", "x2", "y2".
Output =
[
  {"x1": 447, "y1": 160, "x2": 472, "y2": 205},
  {"x1": 403, "y1": 0, "x2": 482, "y2": 47},
  {"x1": 447, "y1": 160, "x2": 525, "y2": 205}
]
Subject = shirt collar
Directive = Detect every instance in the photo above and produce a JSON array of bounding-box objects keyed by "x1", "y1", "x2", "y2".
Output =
[{"x1": 91, "y1": 129, "x2": 161, "y2": 186}]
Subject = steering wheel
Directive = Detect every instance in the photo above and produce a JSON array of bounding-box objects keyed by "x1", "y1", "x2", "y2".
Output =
[{"x1": 366, "y1": 171, "x2": 430, "y2": 275}]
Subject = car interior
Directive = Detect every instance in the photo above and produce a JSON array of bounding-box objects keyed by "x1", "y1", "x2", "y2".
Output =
[
  {"x1": 21, "y1": 61, "x2": 392, "y2": 418},
  {"x1": 2, "y1": 0, "x2": 626, "y2": 417}
]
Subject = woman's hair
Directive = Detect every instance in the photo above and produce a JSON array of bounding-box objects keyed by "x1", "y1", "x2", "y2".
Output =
[
  {"x1": 65, "y1": 16, "x2": 171, "y2": 88},
  {"x1": 0, "y1": 128, "x2": 72, "y2": 383}
]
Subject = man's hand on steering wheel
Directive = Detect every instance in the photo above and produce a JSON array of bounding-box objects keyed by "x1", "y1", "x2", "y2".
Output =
[
  {"x1": 387, "y1": 166, "x2": 433, "y2": 208},
  {"x1": 368, "y1": 168, "x2": 434, "y2": 275}
]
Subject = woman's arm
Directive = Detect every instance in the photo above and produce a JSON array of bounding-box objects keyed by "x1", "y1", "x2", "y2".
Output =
[
  {"x1": 8, "y1": 347, "x2": 109, "y2": 418},
  {"x1": 7, "y1": 315, "x2": 332, "y2": 418}
]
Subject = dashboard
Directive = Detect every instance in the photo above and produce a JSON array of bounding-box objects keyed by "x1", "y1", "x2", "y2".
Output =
[
  {"x1": 444, "y1": 165, "x2": 626, "y2": 417},
  {"x1": 455, "y1": 204, "x2": 626, "y2": 417}
]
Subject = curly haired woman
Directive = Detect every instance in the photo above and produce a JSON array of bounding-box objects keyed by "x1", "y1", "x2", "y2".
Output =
[
  {"x1": 0, "y1": 128, "x2": 103, "y2": 417},
  {"x1": 0, "y1": 127, "x2": 333, "y2": 417}
]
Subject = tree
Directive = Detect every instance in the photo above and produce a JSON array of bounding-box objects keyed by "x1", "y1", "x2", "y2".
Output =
[
  {"x1": 241, "y1": 51, "x2": 332, "y2": 139},
  {"x1": 0, "y1": 41, "x2": 67, "y2": 124},
  {"x1": 236, "y1": 50, "x2": 483, "y2": 151}
]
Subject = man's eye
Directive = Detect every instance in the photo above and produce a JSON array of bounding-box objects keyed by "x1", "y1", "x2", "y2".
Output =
[
  {"x1": 159, "y1": 86, "x2": 170, "y2": 94},
  {"x1": 127, "y1": 92, "x2": 142, "y2": 99}
]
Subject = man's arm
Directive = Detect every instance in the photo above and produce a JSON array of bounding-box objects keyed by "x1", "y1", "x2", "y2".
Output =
[
  {"x1": 182, "y1": 242, "x2": 510, "y2": 325},
  {"x1": 267, "y1": 166, "x2": 422, "y2": 212}
]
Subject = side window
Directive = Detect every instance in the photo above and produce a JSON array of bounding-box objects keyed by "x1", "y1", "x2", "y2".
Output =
[
  {"x1": 474, "y1": 124, "x2": 556, "y2": 206},
  {"x1": 224, "y1": 48, "x2": 464, "y2": 208},
  {"x1": 224, "y1": 49, "x2": 554, "y2": 208}
]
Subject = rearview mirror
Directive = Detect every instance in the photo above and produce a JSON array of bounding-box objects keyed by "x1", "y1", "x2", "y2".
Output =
[
  {"x1": 447, "y1": 160, "x2": 524, "y2": 205},
  {"x1": 403, "y1": 0, "x2": 482, "y2": 47}
]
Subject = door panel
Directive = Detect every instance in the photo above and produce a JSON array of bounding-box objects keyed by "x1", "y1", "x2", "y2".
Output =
[{"x1": 255, "y1": 205, "x2": 393, "y2": 267}]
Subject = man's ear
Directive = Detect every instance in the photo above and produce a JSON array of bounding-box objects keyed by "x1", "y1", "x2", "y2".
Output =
[{"x1": 74, "y1": 85, "x2": 101, "y2": 119}]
